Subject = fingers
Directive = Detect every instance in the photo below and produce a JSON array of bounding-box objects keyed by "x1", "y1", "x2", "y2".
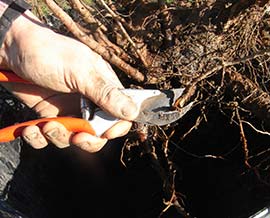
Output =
[
  {"x1": 21, "y1": 120, "x2": 132, "y2": 152},
  {"x1": 71, "y1": 133, "x2": 108, "y2": 153},
  {"x1": 42, "y1": 121, "x2": 72, "y2": 148},
  {"x1": 71, "y1": 120, "x2": 132, "y2": 153},
  {"x1": 84, "y1": 75, "x2": 139, "y2": 121},
  {"x1": 22, "y1": 125, "x2": 48, "y2": 149},
  {"x1": 22, "y1": 121, "x2": 72, "y2": 149},
  {"x1": 74, "y1": 54, "x2": 139, "y2": 121},
  {"x1": 101, "y1": 120, "x2": 132, "y2": 139}
]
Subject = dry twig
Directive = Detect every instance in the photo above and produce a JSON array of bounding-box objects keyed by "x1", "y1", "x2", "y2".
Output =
[
  {"x1": 69, "y1": 0, "x2": 131, "y2": 61},
  {"x1": 99, "y1": 0, "x2": 150, "y2": 67},
  {"x1": 69, "y1": 0, "x2": 107, "y2": 31},
  {"x1": 235, "y1": 105, "x2": 251, "y2": 168},
  {"x1": 44, "y1": 0, "x2": 145, "y2": 82},
  {"x1": 242, "y1": 121, "x2": 270, "y2": 136}
]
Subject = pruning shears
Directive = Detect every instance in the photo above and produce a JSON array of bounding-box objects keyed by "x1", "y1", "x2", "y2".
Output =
[{"x1": 0, "y1": 71, "x2": 193, "y2": 142}]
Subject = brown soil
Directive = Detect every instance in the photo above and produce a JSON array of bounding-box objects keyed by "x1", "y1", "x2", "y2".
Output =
[{"x1": 1, "y1": 0, "x2": 270, "y2": 217}]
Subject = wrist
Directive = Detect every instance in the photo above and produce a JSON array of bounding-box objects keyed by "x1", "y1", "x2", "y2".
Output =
[
  {"x1": 0, "y1": 0, "x2": 31, "y2": 68},
  {"x1": 1, "y1": 9, "x2": 54, "y2": 70},
  {"x1": 5, "y1": 9, "x2": 41, "y2": 43}
]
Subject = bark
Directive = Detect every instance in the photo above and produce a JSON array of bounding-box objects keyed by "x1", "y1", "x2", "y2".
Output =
[
  {"x1": 44, "y1": 0, "x2": 145, "y2": 82},
  {"x1": 225, "y1": 70, "x2": 270, "y2": 125}
]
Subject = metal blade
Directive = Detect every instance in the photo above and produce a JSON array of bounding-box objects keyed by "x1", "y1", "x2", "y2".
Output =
[
  {"x1": 134, "y1": 102, "x2": 193, "y2": 126},
  {"x1": 121, "y1": 88, "x2": 185, "y2": 109},
  {"x1": 131, "y1": 88, "x2": 193, "y2": 126}
]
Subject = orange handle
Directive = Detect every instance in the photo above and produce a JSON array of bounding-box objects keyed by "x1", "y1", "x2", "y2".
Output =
[
  {"x1": 0, "y1": 70, "x2": 30, "y2": 83},
  {"x1": 0, "y1": 117, "x2": 96, "y2": 143},
  {"x1": 0, "y1": 71, "x2": 97, "y2": 142}
]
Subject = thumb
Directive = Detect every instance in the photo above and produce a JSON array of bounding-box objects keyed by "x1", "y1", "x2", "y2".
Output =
[{"x1": 83, "y1": 75, "x2": 139, "y2": 120}]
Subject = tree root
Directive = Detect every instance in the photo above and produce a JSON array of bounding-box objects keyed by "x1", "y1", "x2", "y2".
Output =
[
  {"x1": 70, "y1": 0, "x2": 131, "y2": 62},
  {"x1": 225, "y1": 70, "x2": 270, "y2": 127},
  {"x1": 99, "y1": 0, "x2": 150, "y2": 67},
  {"x1": 44, "y1": 0, "x2": 145, "y2": 82}
]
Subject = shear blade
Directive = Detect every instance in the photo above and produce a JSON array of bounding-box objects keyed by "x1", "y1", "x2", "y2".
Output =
[
  {"x1": 135, "y1": 103, "x2": 193, "y2": 125},
  {"x1": 134, "y1": 88, "x2": 193, "y2": 126},
  {"x1": 82, "y1": 88, "x2": 193, "y2": 132}
]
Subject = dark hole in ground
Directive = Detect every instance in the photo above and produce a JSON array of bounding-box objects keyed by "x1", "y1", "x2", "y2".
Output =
[
  {"x1": 0, "y1": 107, "x2": 268, "y2": 218},
  {"x1": 6, "y1": 138, "x2": 165, "y2": 218},
  {"x1": 0, "y1": 88, "x2": 270, "y2": 218}
]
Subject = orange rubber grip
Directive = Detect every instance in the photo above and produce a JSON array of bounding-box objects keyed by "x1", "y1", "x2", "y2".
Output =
[
  {"x1": 0, "y1": 70, "x2": 30, "y2": 83},
  {"x1": 0, "y1": 117, "x2": 96, "y2": 143}
]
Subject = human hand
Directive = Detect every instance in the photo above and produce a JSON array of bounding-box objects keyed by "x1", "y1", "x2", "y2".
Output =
[{"x1": 0, "y1": 10, "x2": 139, "y2": 152}]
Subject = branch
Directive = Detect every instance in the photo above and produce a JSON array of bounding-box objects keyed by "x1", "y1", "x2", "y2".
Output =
[
  {"x1": 225, "y1": 70, "x2": 270, "y2": 126},
  {"x1": 175, "y1": 64, "x2": 224, "y2": 108},
  {"x1": 69, "y1": 0, "x2": 107, "y2": 31},
  {"x1": 175, "y1": 48, "x2": 270, "y2": 108},
  {"x1": 235, "y1": 105, "x2": 251, "y2": 168},
  {"x1": 99, "y1": 0, "x2": 150, "y2": 67},
  {"x1": 69, "y1": 0, "x2": 131, "y2": 62},
  {"x1": 242, "y1": 121, "x2": 270, "y2": 136},
  {"x1": 44, "y1": 0, "x2": 145, "y2": 82}
]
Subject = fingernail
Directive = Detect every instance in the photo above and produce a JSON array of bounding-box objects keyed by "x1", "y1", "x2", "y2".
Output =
[
  {"x1": 23, "y1": 132, "x2": 48, "y2": 149},
  {"x1": 45, "y1": 128, "x2": 70, "y2": 148},
  {"x1": 77, "y1": 138, "x2": 107, "y2": 153},
  {"x1": 45, "y1": 128, "x2": 60, "y2": 138}
]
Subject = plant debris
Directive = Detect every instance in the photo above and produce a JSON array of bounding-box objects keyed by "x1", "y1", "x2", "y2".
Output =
[{"x1": 2, "y1": 0, "x2": 270, "y2": 217}]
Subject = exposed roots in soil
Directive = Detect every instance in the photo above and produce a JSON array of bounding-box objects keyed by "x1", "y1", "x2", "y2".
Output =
[{"x1": 2, "y1": 0, "x2": 270, "y2": 217}]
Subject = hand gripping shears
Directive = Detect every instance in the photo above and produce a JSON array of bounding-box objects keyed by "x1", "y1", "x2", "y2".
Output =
[{"x1": 0, "y1": 71, "x2": 193, "y2": 142}]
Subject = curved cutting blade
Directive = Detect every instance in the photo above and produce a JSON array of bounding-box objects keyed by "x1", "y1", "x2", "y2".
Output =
[
  {"x1": 131, "y1": 88, "x2": 193, "y2": 126},
  {"x1": 134, "y1": 101, "x2": 193, "y2": 126}
]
